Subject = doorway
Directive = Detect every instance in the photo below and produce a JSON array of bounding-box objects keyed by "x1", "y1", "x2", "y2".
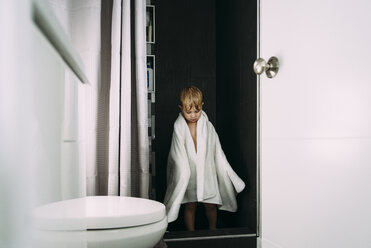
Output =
[{"x1": 153, "y1": 0, "x2": 258, "y2": 240}]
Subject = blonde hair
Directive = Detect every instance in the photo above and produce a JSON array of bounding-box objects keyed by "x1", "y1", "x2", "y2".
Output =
[{"x1": 179, "y1": 86, "x2": 203, "y2": 111}]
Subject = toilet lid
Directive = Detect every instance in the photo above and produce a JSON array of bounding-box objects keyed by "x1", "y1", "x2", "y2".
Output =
[{"x1": 33, "y1": 196, "x2": 166, "y2": 231}]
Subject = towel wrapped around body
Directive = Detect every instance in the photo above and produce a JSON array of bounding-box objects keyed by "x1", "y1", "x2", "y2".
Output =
[{"x1": 164, "y1": 111, "x2": 245, "y2": 223}]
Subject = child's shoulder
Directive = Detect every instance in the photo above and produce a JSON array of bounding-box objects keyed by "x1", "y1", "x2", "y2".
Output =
[
  {"x1": 173, "y1": 113, "x2": 185, "y2": 129},
  {"x1": 202, "y1": 112, "x2": 218, "y2": 134},
  {"x1": 201, "y1": 111, "x2": 215, "y2": 126}
]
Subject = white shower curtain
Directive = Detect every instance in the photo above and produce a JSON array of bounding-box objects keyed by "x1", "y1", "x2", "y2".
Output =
[
  {"x1": 49, "y1": 0, "x2": 149, "y2": 198},
  {"x1": 109, "y1": 0, "x2": 149, "y2": 197}
]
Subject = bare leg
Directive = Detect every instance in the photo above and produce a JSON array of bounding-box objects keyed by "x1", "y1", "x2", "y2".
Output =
[
  {"x1": 204, "y1": 203, "x2": 217, "y2": 230},
  {"x1": 184, "y1": 202, "x2": 197, "y2": 231}
]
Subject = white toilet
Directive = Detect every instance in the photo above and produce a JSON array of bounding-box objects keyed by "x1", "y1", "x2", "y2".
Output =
[{"x1": 33, "y1": 196, "x2": 167, "y2": 248}]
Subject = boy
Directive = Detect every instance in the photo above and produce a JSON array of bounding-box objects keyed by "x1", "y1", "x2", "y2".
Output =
[{"x1": 164, "y1": 86, "x2": 245, "y2": 231}]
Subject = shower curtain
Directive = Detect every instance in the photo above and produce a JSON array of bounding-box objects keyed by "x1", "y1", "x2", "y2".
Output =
[
  {"x1": 109, "y1": 0, "x2": 149, "y2": 197},
  {"x1": 49, "y1": 0, "x2": 149, "y2": 198}
]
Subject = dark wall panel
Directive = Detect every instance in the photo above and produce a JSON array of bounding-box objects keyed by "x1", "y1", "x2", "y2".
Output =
[{"x1": 216, "y1": 0, "x2": 257, "y2": 231}]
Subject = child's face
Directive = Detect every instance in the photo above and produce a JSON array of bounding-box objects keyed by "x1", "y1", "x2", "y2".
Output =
[{"x1": 180, "y1": 105, "x2": 202, "y2": 123}]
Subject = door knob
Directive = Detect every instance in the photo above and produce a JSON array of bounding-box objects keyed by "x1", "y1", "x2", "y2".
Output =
[{"x1": 253, "y1": 56, "x2": 279, "y2": 78}]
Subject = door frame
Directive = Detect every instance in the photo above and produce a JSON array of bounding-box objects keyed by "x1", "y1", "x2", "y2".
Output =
[
  {"x1": 256, "y1": 0, "x2": 262, "y2": 239},
  {"x1": 163, "y1": 0, "x2": 261, "y2": 243}
]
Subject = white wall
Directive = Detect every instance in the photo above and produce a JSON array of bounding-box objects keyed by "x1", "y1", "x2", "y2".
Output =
[
  {"x1": 28, "y1": 0, "x2": 88, "y2": 207},
  {"x1": 0, "y1": 1, "x2": 32, "y2": 247},
  {"x1": 31, "y1": 23, "x2": 84, "y2": 206},
  {"x1": 259, "y1": 0, "x2": 371, "y2": 247},
  {"x1": 1, "y1": 1, "x2": 86, "y2": 247}
]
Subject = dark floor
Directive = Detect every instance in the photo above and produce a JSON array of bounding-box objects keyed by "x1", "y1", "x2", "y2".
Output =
[
  {"x1": 165, "y1": 236, "x2": 256, "y2": 248},
  {"x1": 164, "y1": 228, "x2": 257, "y2": 248}
]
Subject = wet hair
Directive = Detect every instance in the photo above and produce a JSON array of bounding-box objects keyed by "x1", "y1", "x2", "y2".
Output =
[{"x1": 179, "y1": 86, "x2": 203, "y2": 111}]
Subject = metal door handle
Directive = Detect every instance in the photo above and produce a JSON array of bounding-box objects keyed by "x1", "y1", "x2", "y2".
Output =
[{"x1": 253, "y1": 56, "x2": 279, "y2": 78}]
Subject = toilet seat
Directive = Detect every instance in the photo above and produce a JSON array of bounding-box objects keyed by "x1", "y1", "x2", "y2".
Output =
[{"x1": 34, "y1": 196, "x2": 166, "y2": 231}]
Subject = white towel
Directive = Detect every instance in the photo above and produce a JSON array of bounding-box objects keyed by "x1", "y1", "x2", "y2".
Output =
[{"x1": 164, "y1": 111, "x2": 245, "y2": 223}]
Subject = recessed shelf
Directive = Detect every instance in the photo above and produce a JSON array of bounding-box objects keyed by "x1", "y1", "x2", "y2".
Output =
[
  {"x1": 146, "y1": 6, "x2": 155, "y2": 43},
  {"x1": 146, "y1": 1, "x2": 156, "y2": 201},
  {"x1": 147, "y1": 55, "x2": 155, "y2": 92}
]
